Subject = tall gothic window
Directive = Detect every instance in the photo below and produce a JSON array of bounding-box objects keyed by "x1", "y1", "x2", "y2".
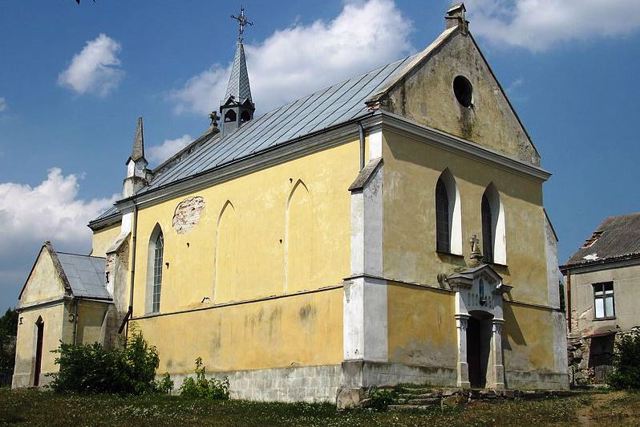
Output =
[
  {"x1": 435, "y1": 169, "x2": 462, "y2": 255},
  {"x1": 481, "y1": 184, "x2": 506, "y2": 265},
  {"x1": 436, "y1": 178, "x2": 450, "y2": 253},
  {"x1": 481, "y1": 193, "x2": 493, "y2": 263},
  {"x1": 152, "y1": 232, "x2": 164, "y2": 313}
]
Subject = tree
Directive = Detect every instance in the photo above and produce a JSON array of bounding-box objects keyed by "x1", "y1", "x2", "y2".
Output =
[{"x1": 0, "y1": 308, "x2": 18, "y2": 378}]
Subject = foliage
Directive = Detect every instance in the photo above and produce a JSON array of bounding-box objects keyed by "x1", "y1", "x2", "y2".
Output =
[
  {"x1": 155, "y1": 372, "x2": 174, "y2": 394},
  {"x1": 49, "y1": 331, "x2": 160, "y2": 394},
  {"x1": 179, "y1": 357, "x2": 229, "y2": 400},
  {"x1": 0, "y1": 387, "x2": 601, "y2": 426},
  {"x1": 0, "y1": 308, "x2": 18, "y2": 376},
  {"x1": 367, "y1": 388, "x2": 397, "y2": 411},
  {"x1": 608, "y1": 328, "x2": 640, "y2": 390}
]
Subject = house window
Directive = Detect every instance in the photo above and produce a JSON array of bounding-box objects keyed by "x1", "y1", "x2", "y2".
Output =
[
  {"x1": 435, "y1": 178, "x2": 450, "y2": 253},
  {"x1": 152, "y1": 233, "x2": 164, "y2": 313},
  {"x1": 593, "y1": 282, "x2": 614, "y2": 319}
]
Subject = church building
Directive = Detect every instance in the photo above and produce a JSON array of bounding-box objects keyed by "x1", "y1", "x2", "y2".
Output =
[{"x1": 13, "y1": 4, "x2": 568, "y2": 401}]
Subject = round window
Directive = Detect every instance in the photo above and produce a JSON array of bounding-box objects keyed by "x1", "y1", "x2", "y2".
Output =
[{"x1": 453, "y1": 75, "x2": 473, "y2": 107}]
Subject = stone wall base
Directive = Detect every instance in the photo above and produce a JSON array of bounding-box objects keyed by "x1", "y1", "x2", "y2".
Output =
[
  {"x1": 505, "y1": 370, "x2": 569, "y2": 390},
  {"x1": 12, "y1": 372, "x2": 53, "y2": 389},
  {"x1": 170, "y1": 364, "x2": 342, "y2": 403},
  {"x1": 341, "y1": 360, "x2": 457, "y2": 389}
]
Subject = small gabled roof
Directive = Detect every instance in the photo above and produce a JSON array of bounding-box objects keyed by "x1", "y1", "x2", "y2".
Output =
[
  {"x1": 19, "y1": 242, "x2": 110, "y2": 302},
  {"x1": 56, "y1": 252, "x2": 110, "y2": 299},
  {"x1": 563, "y1": 212, "x2": 640, "y2": 269}
]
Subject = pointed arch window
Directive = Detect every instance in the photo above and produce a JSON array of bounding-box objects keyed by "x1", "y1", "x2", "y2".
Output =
[
  {"x1": 224, "y1": 110, "x2": 237, "y2": 123},
  {"x1": 435, "y1": 170, "x2": 462, "y2": 255},
  {"x1": 436, "y1": 179, "x2": 450, "y2": 253},
  {"x1": 152, "y1": 233, "x2": 164, "y2": 312},
  {"x1": 481, "y1": 184, "x2": 506, "y2": 265},
  {"x1": 147, "y1": 225, "x2": 164, "y2": 313},
  {"x1": 481, "y1": 194, "x2": 493, "y2": 263}
]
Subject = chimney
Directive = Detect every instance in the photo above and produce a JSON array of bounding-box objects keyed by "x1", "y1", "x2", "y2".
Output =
[{"x1": 445, "y1": 3, "x2": 469, "y2": 34}]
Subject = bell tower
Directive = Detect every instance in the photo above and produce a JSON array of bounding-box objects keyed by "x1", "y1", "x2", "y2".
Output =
[{"x1": 220, "y1": 7, "x2": 255, "y2": 136}]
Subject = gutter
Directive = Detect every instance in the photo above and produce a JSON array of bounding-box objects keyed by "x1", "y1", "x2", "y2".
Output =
[{"x1": 358, "y1": 122, "x2": 365, "y2": 170}]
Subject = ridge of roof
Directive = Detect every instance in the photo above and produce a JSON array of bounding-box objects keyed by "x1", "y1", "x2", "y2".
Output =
[{"x1": 563, "y1": 212, "x2": 640, "y2": 269}]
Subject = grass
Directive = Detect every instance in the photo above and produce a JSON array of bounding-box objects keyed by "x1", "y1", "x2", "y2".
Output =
[{"x1": 0, "y1": 388, "x2": 638, "y2": 426}]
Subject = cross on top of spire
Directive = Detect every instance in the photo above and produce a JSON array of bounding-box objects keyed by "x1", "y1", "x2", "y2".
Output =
[{"x1": 231, "y1": 7, "x2": 253, "y2": 42}]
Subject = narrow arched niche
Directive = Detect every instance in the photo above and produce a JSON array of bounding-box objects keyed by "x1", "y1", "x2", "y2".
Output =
[
  {"x1": 285, "y1": 180, "x2": 314, "y2": 293},
  {"x1": 214, "y1": 201, "x2": 239, "y2": 303}
]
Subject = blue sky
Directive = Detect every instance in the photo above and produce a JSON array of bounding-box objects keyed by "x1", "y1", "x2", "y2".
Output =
[{"x1": 1, "y1": 0, "x2": 640, "y2": 311}]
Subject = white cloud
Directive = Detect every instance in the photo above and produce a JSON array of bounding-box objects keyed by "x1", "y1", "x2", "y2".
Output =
[
  {"x1": 0, "y1": 97, "x2": 6, "y2": 112},
  {"x1": 466, "y1": 0, "x2": 640, "y2": 51},
  {"x1": 170, "y1": 0, "x2": 413, "y2": 115},
  {"x1": 58, "y1": 34, "x2": 124, "y2": 96},
  {"x1": 0, "y1": 168, "x2": 117, "y2": 257},
  {"x1": 0, "y1": 168, "x2": 118, "y2": 309},
  {"x1": 148, "y1": 134, "x2": 193, "y2": 164}
]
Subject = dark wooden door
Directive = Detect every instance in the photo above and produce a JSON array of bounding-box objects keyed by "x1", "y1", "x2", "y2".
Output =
[
  {"x1": 467, "y1": 317, "x2": 482, "y2": 388},
  {"x1": 34, "y1": 320, "x2": 44, "y2": 386}
]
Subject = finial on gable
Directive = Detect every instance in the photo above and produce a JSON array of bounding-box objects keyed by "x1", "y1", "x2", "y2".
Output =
[{"x1": 446, "y1": 3, "x2": 469, "y2": 34}]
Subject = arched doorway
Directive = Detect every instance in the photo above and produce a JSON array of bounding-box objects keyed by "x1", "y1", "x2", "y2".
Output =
[
  {"x1": 466, "y1": 311, "x2": 493, "y2": 388},
  {"x1": 34, "y1": 317, "x2": 44, "y2": 386}
]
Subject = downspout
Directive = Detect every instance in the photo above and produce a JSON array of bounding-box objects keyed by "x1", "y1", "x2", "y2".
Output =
[
  {"x1": 566, "y1": 270, "x2": 572, "y2": 333},
  {"x1": 72, "y1": 299, "x2": 79, "y2": 345},
  {"x1": 125, "y1": 202, "x2": 139, "y2": 342},
  {"x1": 358, "y1": 122, "x2": 365, "y2": 171}
]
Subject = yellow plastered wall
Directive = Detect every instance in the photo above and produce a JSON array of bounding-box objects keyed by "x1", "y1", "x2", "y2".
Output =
[
  {"x1": 91, "y1": 223, "x2": 122, "y2": 257},
  {"x1": 387, "y1": 283, "x2": 457, "y2": 367},
  {"x1": 382, "y1": 129, "x2": 548, "y2": 306},
  {"x1": 76, "y1": 301, "x2": 110, "y2": 345},
  {"x1": 20, "y1": 249, "x2": 67, "y2": 303},
  {"x1": 133, "y1": 288, "x2": 343, "y2": 374},
  {"x1": 502, "y1": 303, "x2": 554, "y2": 372},
  {"x1": 13, "y1": 303, "x2": 72, "y2": 386},
  {"x1": 132, "y1": 140, "x2": 358, "y2": 316}
]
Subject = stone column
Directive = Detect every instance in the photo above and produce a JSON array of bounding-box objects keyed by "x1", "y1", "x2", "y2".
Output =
[
  {"x1": 455, "y1": 314, "x2": 470, "y2": 388},
  {"x1": 490, "y1": 319, "x2": 505, "y2": 389}
]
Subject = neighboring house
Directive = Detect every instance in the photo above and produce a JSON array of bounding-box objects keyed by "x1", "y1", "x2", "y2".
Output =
[
  {"x1": 561, "y1": 213, "x2": 640, "y2": 383},
  {"x1": 12, "y1": 242, "x2": 114, "y2": 388},
  {"x1": 14, "y1": 4, "x2": 568, "y2": 401}
]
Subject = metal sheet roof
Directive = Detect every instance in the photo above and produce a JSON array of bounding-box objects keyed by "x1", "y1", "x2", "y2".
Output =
[
  {"x1": 57, "y1": 252, "x2": 110, "y2": 299},
  {"x1": 224, "y1": 41, "x2": 252, "y2": 103},
  {"x1": 143, "y1": 54, "x2": 414, "y2": 192},
  {"x1": 564, "y1": 212, "x2": 640, "y2": 267}
]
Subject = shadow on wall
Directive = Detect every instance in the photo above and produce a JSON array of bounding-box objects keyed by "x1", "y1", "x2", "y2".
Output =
[{"x1": 503, "y1": 300, "x2": 526, "y2": 349}]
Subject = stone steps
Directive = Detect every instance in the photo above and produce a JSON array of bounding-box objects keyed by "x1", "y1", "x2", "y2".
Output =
[{"x1": 381, "y1": 386, "x2": 581, "y2": 411}]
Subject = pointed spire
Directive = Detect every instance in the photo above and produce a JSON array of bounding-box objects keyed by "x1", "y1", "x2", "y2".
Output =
[
  {"x1": 224, "y1": 41, "x2": 253, "y2": 104},
  {"x1": 130, "y1": 117, "x2": 145, "y2": 162}
]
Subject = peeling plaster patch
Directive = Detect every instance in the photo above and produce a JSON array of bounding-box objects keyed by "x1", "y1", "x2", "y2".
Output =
[
  {"x1": 172, "y1": 196, "x2": 205, "y2": 234},
  {"x1": 582, "y1": 253, "x2": 599, "y2": 261}
]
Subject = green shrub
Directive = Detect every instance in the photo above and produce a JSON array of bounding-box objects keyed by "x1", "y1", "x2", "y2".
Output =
[
  {"x1": 179, "y1": 357, "x2": 229, "y2": 399},
  {"x1": 49, "y1": 331, "x2": 160, "y2": 394},
  {"x1": 155, "y1": 372, "x2": 174, "y2": 394},
  {"x1": 608, "y1": 329, "x2": 640, "y2": 390},
  {"x1": 368, "y1": 388, "x2": 397, "y2": 411}
]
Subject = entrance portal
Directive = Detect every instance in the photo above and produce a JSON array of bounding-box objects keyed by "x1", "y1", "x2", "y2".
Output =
[
  {"x1": 466, "y1": 311, "x2": 493, "y2": 388},
  {"x1": 34, "y1": 317, "x2": 44, "y2": 386}
]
